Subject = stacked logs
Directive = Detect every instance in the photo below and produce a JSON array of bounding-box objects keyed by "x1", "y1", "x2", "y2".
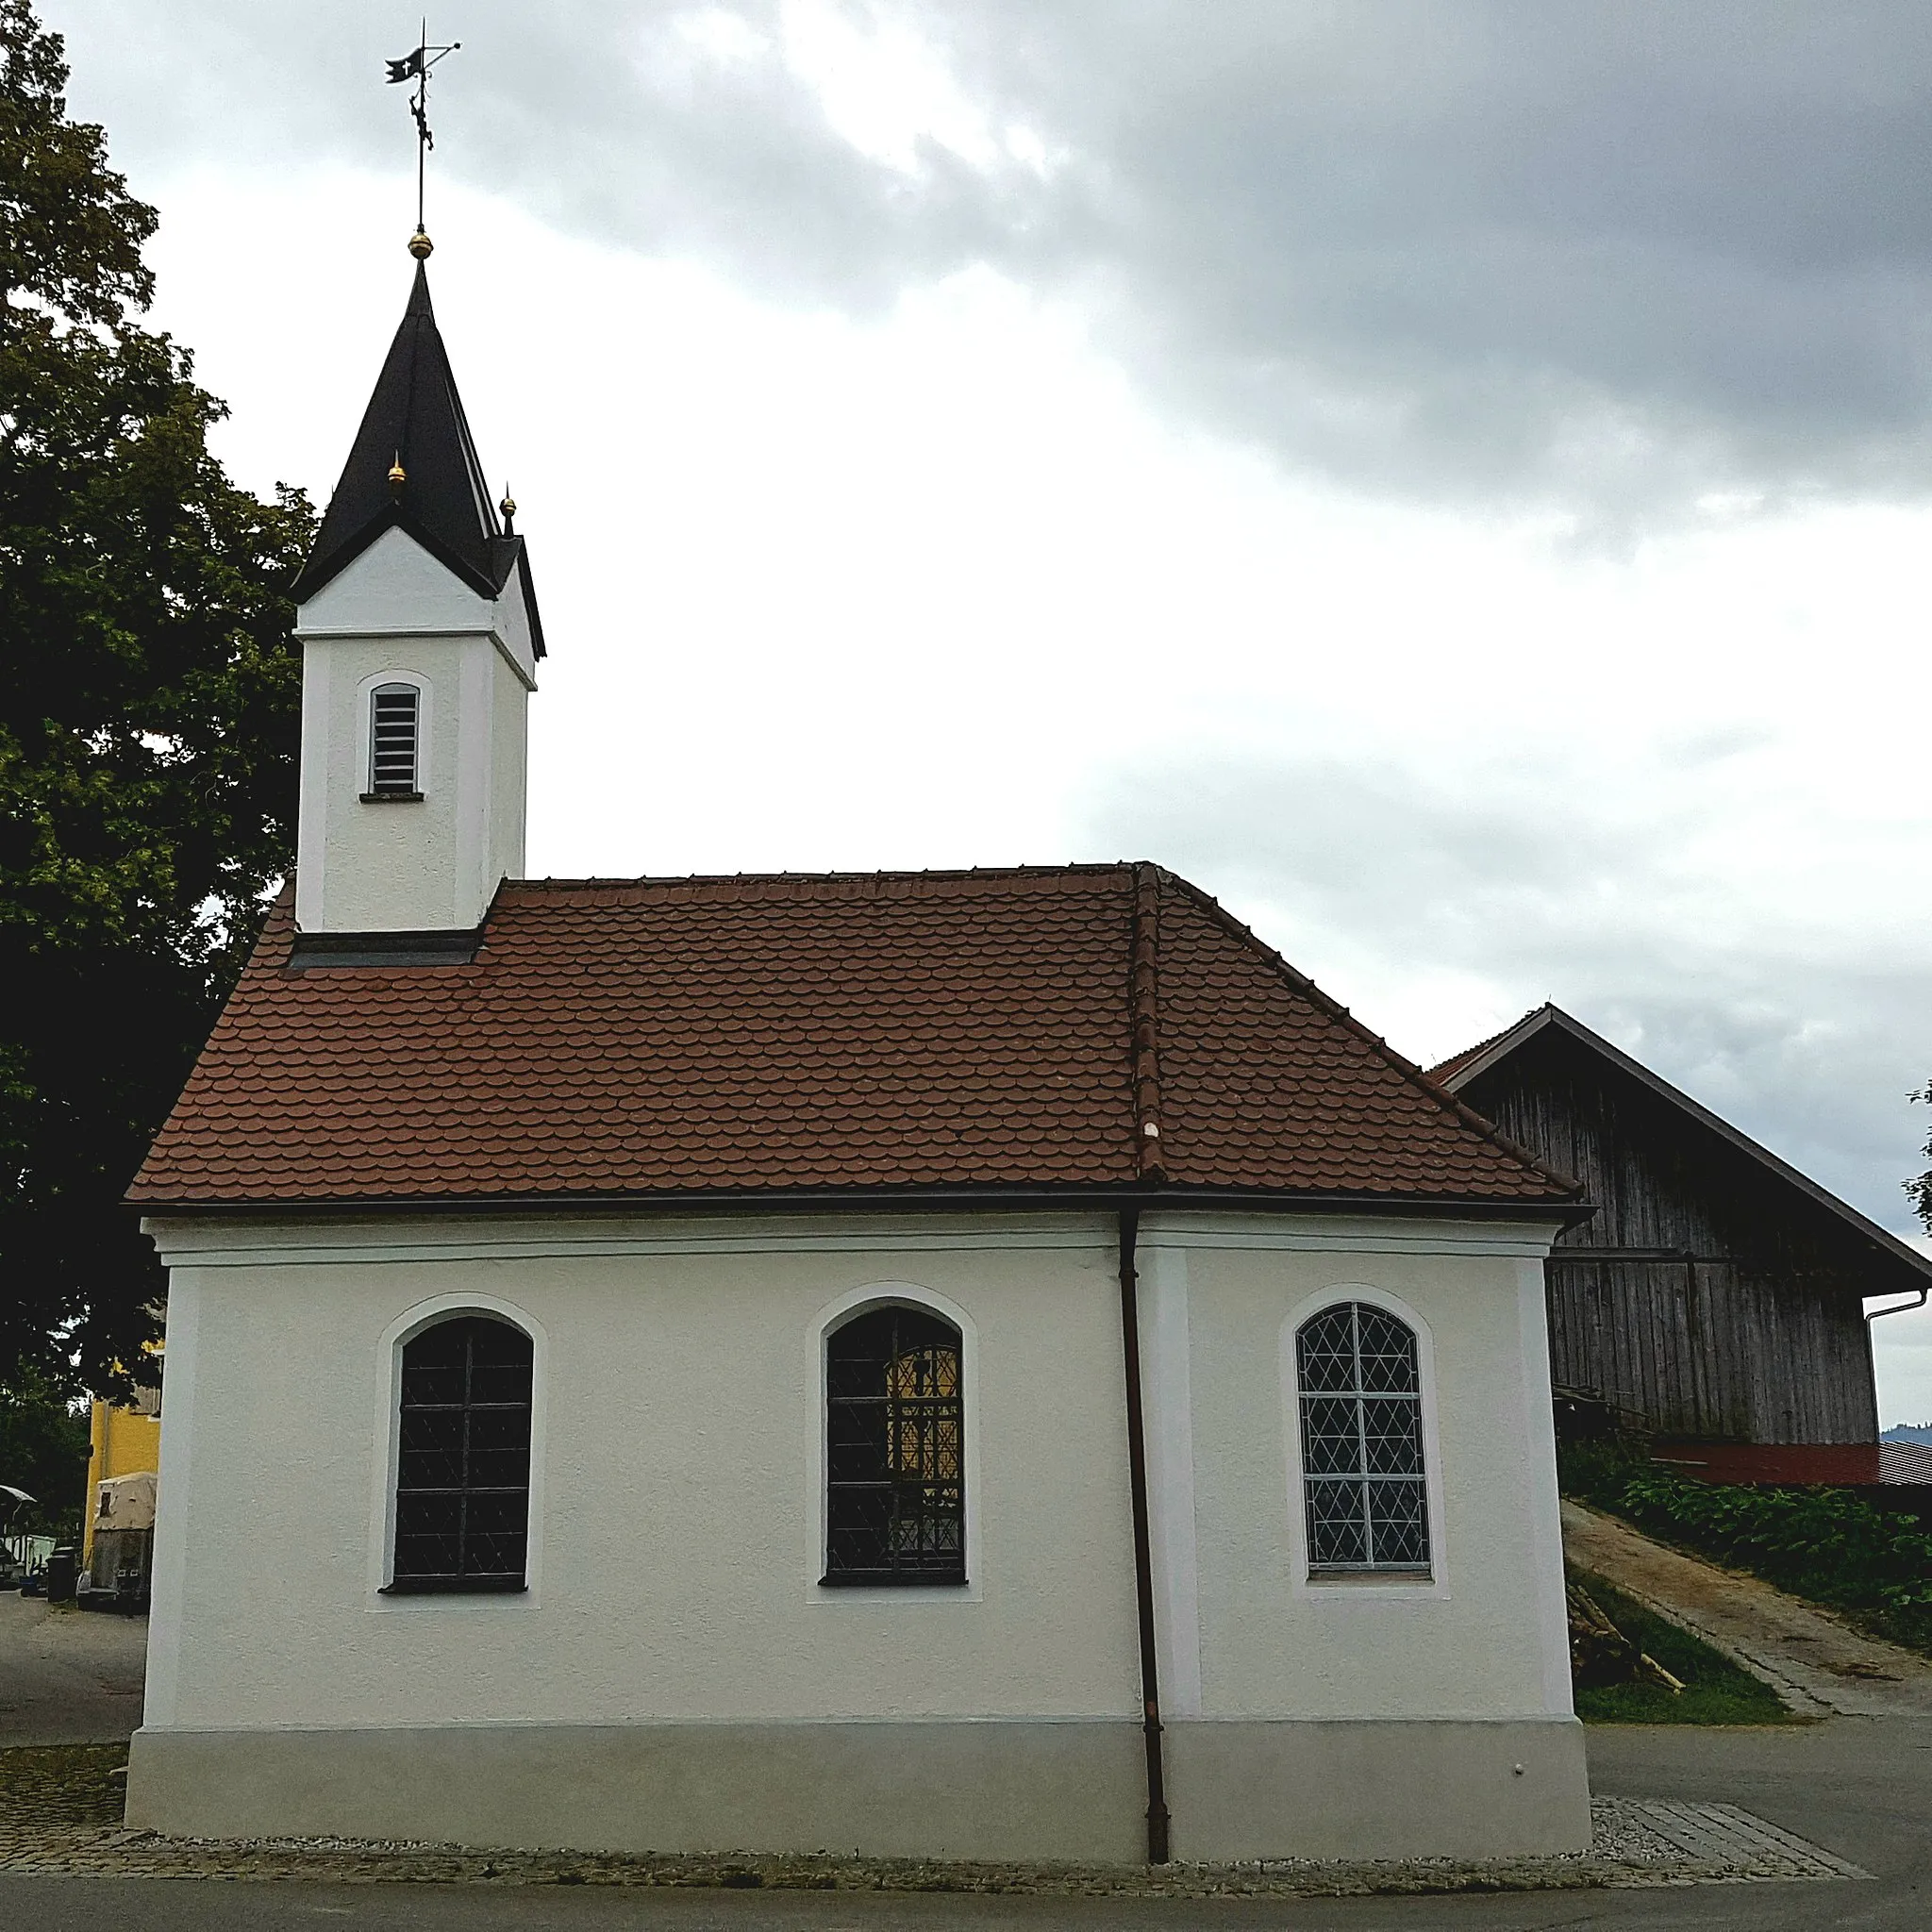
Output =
[{"x1": 1567, "y1": 1581, "x2": 1687, "y2": 1693}]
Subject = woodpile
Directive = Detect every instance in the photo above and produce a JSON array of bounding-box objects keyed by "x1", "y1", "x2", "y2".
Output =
[{"x1": 1567, "y1": 1581, "x2": 1686, "y2": 1692}]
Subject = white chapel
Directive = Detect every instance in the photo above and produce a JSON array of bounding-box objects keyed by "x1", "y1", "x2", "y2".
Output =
[{"x1": 125, "y1": 231, "x2": 1593, "y2": 1865}]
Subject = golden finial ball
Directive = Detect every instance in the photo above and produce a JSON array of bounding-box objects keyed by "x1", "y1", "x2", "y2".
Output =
[
  {"x1": 499, "y1": 491, "x2": 517, "y2": 523},
  {"x1": 408, "y1": 227, "x2": 434, "y2": 259},
  {"x1": 388, "y1": 458, "x2": 408, "y2": 491}
]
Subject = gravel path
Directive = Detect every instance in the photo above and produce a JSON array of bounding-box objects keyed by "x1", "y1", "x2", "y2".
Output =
[{"x1": 1562, "y1": 1500, "x2": 1932, "y2": 1717}]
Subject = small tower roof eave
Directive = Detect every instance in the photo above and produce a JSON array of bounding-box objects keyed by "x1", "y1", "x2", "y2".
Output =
[{"x1": 290, "y1": 260, "x2": 546, "y2": 658}]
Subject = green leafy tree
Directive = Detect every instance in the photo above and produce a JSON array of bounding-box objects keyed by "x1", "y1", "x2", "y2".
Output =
[
  {"x1": 1, "y1": 0, "x2": 314, "y2": 1391},
  {"x1": 1909, "y1": 1080, "x2": 1932, "y2": 1236},
  {"x1": 0, "y1": 1366, "x2": 88, "y2": 1536}
]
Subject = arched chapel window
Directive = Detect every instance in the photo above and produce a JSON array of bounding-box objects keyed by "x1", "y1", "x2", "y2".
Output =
[
  {"x1": 824, "y1": 1305, "x2": 965, "y2": 1586},
  {"x1": 1295, "y1": 1301, "x2": 1431, "y2": 1574},
  {"x1": 366, "y1": 682, "x2": 421, "y2": 797},
  {"x1": 387, "y1": 1315, "x2": 533, "y2": 1593}
]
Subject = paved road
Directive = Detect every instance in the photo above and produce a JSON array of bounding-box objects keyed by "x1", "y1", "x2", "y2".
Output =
[
  {"x1": 0, "y1": 1591, "x2": 146, "y2": 1744},
  {"x1": 1564, "y1": 1499, "x2": 1932, "y2": 1716}
]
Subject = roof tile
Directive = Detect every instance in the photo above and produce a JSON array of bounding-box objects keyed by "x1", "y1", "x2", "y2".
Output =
[{"x1": 130, "y1": 865, "x2": 1576, "y2": 1210}]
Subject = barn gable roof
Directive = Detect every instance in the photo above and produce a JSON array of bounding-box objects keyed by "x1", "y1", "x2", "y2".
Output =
[
  {"x1": 1433, "y1": 1004, "x2": 1932, "y2": 1289},
  {"x1": 130, "y1": 865, "x2": 1580, "y2": 1216}
]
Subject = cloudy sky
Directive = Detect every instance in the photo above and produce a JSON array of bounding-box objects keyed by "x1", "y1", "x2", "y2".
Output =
[{"x1": 41, "y1": 2, "x2": 1932, "y2": 1417}]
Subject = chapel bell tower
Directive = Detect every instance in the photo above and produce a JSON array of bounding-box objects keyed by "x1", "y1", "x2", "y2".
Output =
[{"x1": 288, "y1": 232, "x2": 543, "y2": 941}]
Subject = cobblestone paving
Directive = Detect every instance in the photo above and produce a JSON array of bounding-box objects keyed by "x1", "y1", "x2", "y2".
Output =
[{"x1": 0, "y1": 1747, "x2": 1869, "y2": 1898}]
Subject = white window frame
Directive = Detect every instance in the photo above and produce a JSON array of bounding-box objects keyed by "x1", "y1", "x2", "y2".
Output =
[
  {"x1": 366, "y1": 1291, "x2": 547, "y2": 1610},
  {"x1": 806, "y1": 1282, "x2": 982, "y2": 1605},
  {"x1": 1280, "y1": 1284, "x2": 1449, "y2": 1601}
]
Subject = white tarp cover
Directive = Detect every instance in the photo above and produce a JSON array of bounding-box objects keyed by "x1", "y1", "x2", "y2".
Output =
[{"x1": 95, "y1": 1470, "x2": 158, "y2": 1532}]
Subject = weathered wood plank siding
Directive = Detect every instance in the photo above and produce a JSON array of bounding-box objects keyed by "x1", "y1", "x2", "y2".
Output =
[{"x1": 1458, "y1": 1028, "x2": 1879, "y2": 1444}]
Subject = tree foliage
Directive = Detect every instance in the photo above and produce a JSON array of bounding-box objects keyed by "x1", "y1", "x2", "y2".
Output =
[
  {"x1": 0, "y1": 0, "x2": 314, "y2": 1391},
  {"x1": 1907, "y1": 1085, "x2": 1932, "y2": 1233},
  {"x1": 0, "y1": 1366, "x2": 88, "y2": 1535}
]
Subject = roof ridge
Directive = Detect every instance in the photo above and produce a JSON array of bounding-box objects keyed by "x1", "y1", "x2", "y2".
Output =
[
  {"x1": 1129, "y1": 863, "x2": 1167, "y2": 1182},
  {"x1": 501, "y1": 862, "x2": 1145, "y2": 891},
  {"x1": 1153, "y1": 871, "x2": 1582, "y2": 1201}
]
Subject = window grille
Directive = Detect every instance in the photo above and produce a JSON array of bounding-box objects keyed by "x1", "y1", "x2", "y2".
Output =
[
  {"x1": 824, "y1": 1306, "x2": 965, "y2": 1585},
  {"x1": 1296, "y1": 1301, "x2": 1431, "y2": 1573},
  {"x1": 368, "y1": 683, "x2": 421, "y2": 795},
  {"x1": 389, "y1": 1316, "x2": 532, "y2": 1592}
]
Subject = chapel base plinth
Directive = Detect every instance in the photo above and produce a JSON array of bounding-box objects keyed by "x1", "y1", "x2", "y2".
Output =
[{"x1": 126, "y1": 1714, "x2": 1589, "y2": 1864}]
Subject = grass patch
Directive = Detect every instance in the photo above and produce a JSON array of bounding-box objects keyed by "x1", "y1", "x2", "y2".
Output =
[{"x1": 1568, "y1": 1573, "x2": 1797, "y2": 1725}]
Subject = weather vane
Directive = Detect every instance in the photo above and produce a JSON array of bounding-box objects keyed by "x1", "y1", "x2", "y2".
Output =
[{"x1": 386, "y1": 21, "x2": 460, "y2": 256}]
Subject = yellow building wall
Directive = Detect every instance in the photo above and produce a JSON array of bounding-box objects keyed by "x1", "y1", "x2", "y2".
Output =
[{"x1": 82, "y1": 1400, "x2": 162, "y2": 1564}]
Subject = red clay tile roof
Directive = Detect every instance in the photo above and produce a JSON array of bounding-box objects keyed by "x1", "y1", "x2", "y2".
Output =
[{"x1": 129, "y1": 864, "x2": 1580, "y2": 1212}]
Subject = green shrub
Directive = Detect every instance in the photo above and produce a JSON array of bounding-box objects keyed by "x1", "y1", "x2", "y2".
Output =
[
  {"x1": 1557, "y1": 1437, "x2": 1652, "y2": 1513},
  {"x1": 1618, "y1": 1472, "x2": 1932, "y2": 1619}
]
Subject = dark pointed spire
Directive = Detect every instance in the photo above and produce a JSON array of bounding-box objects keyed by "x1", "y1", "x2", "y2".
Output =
[{"x1": 291, "y1": 259, "x2": 544, "y2": 656}]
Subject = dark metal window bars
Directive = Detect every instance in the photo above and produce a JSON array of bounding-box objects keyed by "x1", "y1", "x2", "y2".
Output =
[{"x1": 824, "y1": 1305, "x2": 965, "y2": 1586}]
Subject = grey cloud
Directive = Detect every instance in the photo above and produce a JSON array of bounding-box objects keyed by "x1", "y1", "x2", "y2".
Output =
[
  {"x1": 43, "y1": 2, "x2": 1932, "y2": 519},
  {"x1": 1075, "y1": 747, "x2": 1932, "y2": 1231}
]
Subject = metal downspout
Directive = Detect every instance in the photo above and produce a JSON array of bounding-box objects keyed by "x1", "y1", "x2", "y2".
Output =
[{"x1": 1117, "y1": 1205, "x2": 1171, "y2": 1864}]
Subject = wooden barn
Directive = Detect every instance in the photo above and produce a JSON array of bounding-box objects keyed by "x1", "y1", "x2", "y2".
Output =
[{"x1": 1433, "y1": 1006, "x2": 1931, "y2": 1446}]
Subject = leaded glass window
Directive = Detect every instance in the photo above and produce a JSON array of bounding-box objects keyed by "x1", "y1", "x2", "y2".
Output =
[
  {"x1": 824, "y1": 1306, "x2": 965, "y2": 1585},
  {"x1": 1295, "y1": 1302, "x2": 1431, "y2": 1574},
  {"x1": 388, "y1": 1316, "x2": 533, "y2": 1593}
]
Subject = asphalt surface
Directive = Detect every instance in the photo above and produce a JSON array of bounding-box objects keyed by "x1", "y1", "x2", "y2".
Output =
[{"x1": 0, "y1": 1591, "x2": 145, "y2": 1744}]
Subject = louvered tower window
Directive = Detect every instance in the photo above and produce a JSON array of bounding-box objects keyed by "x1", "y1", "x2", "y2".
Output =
[
  {"x1": 1296, "y1": 1302, "x2": 1431, "y2": 1573},
  {"x1": 824, "y1": 1306, "x2": 966, "y2": 1585},
  {"x1": 387, "y1": 1316, "x2": 533, "y2": 1593},
  {"x1": 367, "y1": 683, "x2": 421, "y2": 796}
]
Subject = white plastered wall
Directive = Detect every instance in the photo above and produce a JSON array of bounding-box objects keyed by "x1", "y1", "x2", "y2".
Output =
[
  {"x1": 292, "y1": 528, "x2": 534, "y2": 934},
  {"x1": 140, "y1": 1213, "x2": 1143, "y2": 1732},
  {"x1": 141, "y1": 1208, "x2": 1571, "y2": 1740},
  {"x1": 1137, "y1": 1213, "x2": 1574, "y2": 1724}
]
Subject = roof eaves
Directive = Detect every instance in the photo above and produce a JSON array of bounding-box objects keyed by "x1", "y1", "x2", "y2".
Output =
[
  {"x1": 489, "y1": 534, "x2": 546, "y2": 659},
  {"x1": 129, "y1": 1181, "x2": 1597, "y2": 1223},
  {"x1": 291, "y1": 500, "x2": 504, "y2": 607}
]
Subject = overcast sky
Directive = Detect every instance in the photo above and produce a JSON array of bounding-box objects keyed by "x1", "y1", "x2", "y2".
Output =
[{"x1": 40, "y1": 2, "x2": 1932, "y2": 1418}]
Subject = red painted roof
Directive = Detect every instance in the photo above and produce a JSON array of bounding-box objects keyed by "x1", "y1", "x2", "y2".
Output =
[{"x1": 130, "y1": 865, "x2": 1580, "y2": 1212}]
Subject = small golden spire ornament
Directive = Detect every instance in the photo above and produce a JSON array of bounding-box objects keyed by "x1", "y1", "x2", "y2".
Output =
[
  {"x1": 408, "y1": 226, "x2": 434, "y2": 259},
  {"x1": 388, "y1": 454, "x2": 408, "y2": 492},
  {"x1": 499, "y1": 485, "x2": 517, "y2": 529}
]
